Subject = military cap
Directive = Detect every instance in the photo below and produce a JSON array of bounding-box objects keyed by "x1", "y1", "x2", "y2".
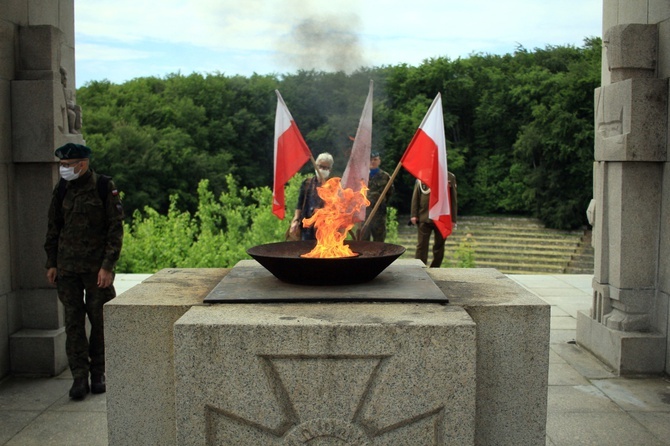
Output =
[
  {"x1": 370, "y1": 151, "x2": 380, "y2": 158},
  {"x1": 54, "y1": 143, "x2": 92, "y2": 160}
]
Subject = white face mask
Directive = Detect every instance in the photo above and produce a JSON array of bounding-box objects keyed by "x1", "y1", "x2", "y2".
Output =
[
  {"x1": 59, "y1": 165, "x2": 80, "y2": 181},
  {"x1": 316, "y1": 168, "x2": 331, "y2": 180}
]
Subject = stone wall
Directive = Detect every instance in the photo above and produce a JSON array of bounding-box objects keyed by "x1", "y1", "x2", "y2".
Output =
[{"x1": 0, "y1": 0, "x2": 81, "y2": 378}]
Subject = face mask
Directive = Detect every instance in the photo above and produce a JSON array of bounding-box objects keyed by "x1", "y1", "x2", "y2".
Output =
[
  {"x1": 59, "y1": 165, "x2": 80, "y2": 181},
  {"x1": 316, "y1": 168, "x2": 331, "y2": 180}
]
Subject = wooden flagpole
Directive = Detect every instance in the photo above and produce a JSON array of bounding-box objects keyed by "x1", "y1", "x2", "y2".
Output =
[{"x1": 358, "y1": 160, "x2": 403, "y2": 239}]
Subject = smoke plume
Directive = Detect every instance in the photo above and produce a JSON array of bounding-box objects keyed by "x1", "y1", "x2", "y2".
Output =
[{"x1": 277, "y1": 12, "x2": 366, "y2": 73}]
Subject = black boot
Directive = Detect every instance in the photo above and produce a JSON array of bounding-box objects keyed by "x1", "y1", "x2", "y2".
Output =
[
  {"x1": 69, "y1": 377, "x2": 90, "y2": 400},
  {"x1": 91, "y1": 374, "x2": 106, "y2": 394}
]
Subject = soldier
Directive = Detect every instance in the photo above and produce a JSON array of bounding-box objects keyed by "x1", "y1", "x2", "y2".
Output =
[
  {"x1": 44, "y1": 143, "x2": 124, "y2": 400},
  {"x1": 361, "y1": 151, "x2": 393, "y2": 242},
  {"x1": 410, "y1": 172, "x2": 458, "y2": 267}
]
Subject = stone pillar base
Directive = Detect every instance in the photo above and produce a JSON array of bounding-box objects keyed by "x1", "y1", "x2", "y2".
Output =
[
  {"x1": 9, "y1": 328, "x2": 67, "y2": 376},
  {"x1": 577, "y1": 311, "x2": 666, "y2": 374}
]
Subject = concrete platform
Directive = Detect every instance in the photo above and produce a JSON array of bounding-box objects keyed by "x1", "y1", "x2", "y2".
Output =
[{"x1": 1, "y1": 273, "x2": 669, "y2": 446}]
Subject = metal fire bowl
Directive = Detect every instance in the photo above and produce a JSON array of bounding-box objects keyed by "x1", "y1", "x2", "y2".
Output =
[{"x1": 246, "y1": 240, "x2": 406, "y2": 286}]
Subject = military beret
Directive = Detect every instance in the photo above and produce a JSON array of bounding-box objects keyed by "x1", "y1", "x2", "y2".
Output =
[
  {"x1": 370, "y1": 151, "x2": 380, "y2": 158},
  {"x1": 54, "y1": 143, "x2": 92, "y2": 159}
]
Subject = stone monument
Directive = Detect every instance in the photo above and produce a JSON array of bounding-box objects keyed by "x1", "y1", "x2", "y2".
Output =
[
  {"x1": 105, "y1": 262, "x2": 550, "y2": 445},
  {"x1": 577, "y1": 1, "x2": 670, "y2": 375}
]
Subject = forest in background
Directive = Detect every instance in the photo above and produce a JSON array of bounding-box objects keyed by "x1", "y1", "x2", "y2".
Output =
[{"x1": 78, "y1": 37, "x2": 601, "y2": 231}]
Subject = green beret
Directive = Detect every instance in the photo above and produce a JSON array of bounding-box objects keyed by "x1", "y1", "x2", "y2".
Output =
[
  {"x1": 54, "y1": 143, "x2": 92, "y2": 160},
  {"x1": 370, "y1": 151, "x2": 380, "y2": 158}
]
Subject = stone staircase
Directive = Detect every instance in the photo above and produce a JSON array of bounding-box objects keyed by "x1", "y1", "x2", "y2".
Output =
[{"x1": 395, "y1": 215, "x2": 594, "y2": 275}]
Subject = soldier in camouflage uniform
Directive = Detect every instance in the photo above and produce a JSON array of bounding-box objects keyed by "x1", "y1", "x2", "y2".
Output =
[
  {"x1": 44, "y1": 143, "x2": 124, "y2": 400},
  {"x1": 361, "y1": 152, "x2": 393, "y2": 242}
]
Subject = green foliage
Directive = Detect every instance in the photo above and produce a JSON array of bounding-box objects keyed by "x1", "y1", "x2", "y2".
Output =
[
  {"x1": 116, "y1": 175, "x2": 304, "y2": 272},
  {"x1": 79, "y1": 38, "x2": 601, "y2": 231},
  {"x1": 117, "y1": 174, "x2": 389, "y2": 272},
  {"x1": 450, "y1": 234, "x2": 476, "y2": 268},
  {"x1": 385, "y1": 207, "x2": 399, "y2": 244}
]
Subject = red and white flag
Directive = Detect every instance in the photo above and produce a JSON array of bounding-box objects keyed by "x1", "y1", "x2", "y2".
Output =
[
  {"x1": 341, "y1": 80, "x2": 373, "y2": 222},
  {"x1": 273, "y1": 90, "x2": 311, "y2": 219},
  {"x1": 400, "y1": 93, "x2": 452, "y2": 238}
]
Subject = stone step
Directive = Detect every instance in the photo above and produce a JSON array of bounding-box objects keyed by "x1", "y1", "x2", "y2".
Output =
[
  {"x1": 394, "y1": 215, "x2": 594, "y2": 275},
  {"x1": 397, "y1": 236, "x2": 581, "y2": 250}
]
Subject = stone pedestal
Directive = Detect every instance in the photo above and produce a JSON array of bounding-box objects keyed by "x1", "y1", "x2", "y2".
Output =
[
  {"x1": 105, "y1": 262, "x2": 550, "y2": 445},
  {"x1": 175, "y1": 303, "x2": 476, "y2": 444}
]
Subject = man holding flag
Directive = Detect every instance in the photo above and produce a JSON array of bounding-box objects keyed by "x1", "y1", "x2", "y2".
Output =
[
  {"x1": 400, "y1": 93, "x2": 453, "y2": 238},
  {"x1": 410, "y1": 174, "x2": 457, "y2": 267}
]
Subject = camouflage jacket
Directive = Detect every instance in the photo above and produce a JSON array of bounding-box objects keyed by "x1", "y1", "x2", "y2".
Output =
[
  {"x1": 44, "y1": 170, "x2": 124, "y2": 273},
  {"x1": 366, "y1": 168, "x2": 393, "y2": 217}
]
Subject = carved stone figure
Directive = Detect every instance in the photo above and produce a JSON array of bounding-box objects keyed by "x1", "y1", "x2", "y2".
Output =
[{"x1": 60, "y1": 67, "x2": 82, "y2": 134}]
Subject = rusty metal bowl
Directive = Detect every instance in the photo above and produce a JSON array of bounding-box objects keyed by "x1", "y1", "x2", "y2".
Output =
[{"x1": 246, "y1": 240, "x2": 406, "y2": 285}]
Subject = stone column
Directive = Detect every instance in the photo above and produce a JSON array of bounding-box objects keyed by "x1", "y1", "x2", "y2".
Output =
[
  {"x1": 8, "y1": 2, "x2": 85, "y2": 376},
  {"x1": 577, "y1": 3, "x2": 670, "y2": 374}
]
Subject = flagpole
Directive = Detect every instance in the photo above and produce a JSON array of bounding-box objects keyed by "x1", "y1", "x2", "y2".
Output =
[{"x1": 358, "y1": 159, "x2": 403, "y2": 239}]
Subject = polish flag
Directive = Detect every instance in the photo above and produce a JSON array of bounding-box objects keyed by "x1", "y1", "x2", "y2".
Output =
[
  {"x1": 273, "y1": 90, "x2": 312, "y2": 219},
  {"x1": 341, "y1": 80, "x2": 373, "y2": 222},
  {"x1": 400, "y1": 93, "x2": 452, "y2": 238}
]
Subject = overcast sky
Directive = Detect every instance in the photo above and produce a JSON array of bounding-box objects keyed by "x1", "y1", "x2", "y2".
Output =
[{"x1": 74, "y1": 0, "x2": 603, "y2": 88}]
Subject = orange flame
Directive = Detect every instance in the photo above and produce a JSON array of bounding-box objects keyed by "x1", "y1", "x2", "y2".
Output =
[{"x1": 301, "y1": 177, "x2": 369, "y2": 258}]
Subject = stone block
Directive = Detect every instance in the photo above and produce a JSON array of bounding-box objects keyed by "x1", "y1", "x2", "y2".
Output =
[
  {"x1": 105, "y1": 268, "x2": 228, "y2": 446},
  {"x1": 0, "y1": 164, "x2": 11, "y2": 296},
  {"x1": 6, "y1": 290, "x2": 21, "y2": 335},
  {"x1": 650, "y1": 1, "x2": 670, "y2": 24},
  {"x1": 617, "y1": 0, "x2": 651, "y2": 25},
  {"x1": 0, "y1": 0, "x2": 28, "y2": 24},
  {"x1": 660, "y1": 163, "x2": 670, "y2": 295},
  {"x1": 58, "y1": 0, "x2": 75, "y2": 49},
  {"x1": 595, "y1": 79, "x2": 668, "y2": 162},
  {"x1": 428, "y1": 268, "x2": 551, "y2": 446},
  {"x1": 13, "y1": 163, "x2": 58, "y2": 289},
  {"x1": 592, "y1": 161, "x2": 608, "y2": 283},
  {"x1": 600, "y1": 162, "x2": 663, "y2": 289},
  {"x1": 11, "y1": 80, "x2": 77, "y2": 161},
  {"x1": 0, "y1": 293, "x2": 9, "y2": 378},
  {"x1": 9, "y1": 327, "x2": 67, "y2": 376},
  {"x1": 659, "y1": 21, "x2": 670, "y2": 79},
  {"x1": 0, "y1": 20, "x2": 16, "y2": 81},
  {"x1": 17, "y1": 25, "x2": 62, "y2": 73},
  {"x1": 174, "y1": 303, "x2": 476, "y2": 445},
  {"x1": 577, "y1": 311, "x2": 667, "y2": 374},
  {"x1": 20, "y1": 289, "x2": 63, "y2": 330},
  {"x1": 0, "y1": 80, "x2": 11, "y2": 162},
  {"x1": 604, "y1": 24, "x2": 657, "y2": 81},
  {"x1": 27, "y1": 0, "x2": 59, "y2": 27}
]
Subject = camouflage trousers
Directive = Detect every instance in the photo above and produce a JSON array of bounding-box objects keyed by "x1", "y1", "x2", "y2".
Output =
[{"x1": 57, "y1": 271, "x2": 116, "y2": 379}]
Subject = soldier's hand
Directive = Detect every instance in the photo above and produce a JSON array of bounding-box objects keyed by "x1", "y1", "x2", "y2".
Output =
[
  {"x1": 46, "y1": 267, "x2": 58, "y2": 285},
  {"x1": 98, "y1": 268, "x2": 113, "y2": 289}
]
